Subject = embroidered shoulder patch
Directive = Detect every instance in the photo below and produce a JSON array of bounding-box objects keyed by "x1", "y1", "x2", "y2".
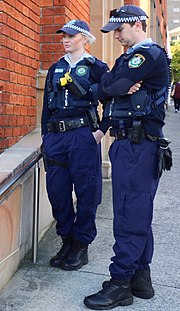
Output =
[
  {"x1": 76, "y1": 66, "x2": 88, "y2": 76},
  {"x1": 128, "y1": 54, "x2": 145, "y2": 68}
]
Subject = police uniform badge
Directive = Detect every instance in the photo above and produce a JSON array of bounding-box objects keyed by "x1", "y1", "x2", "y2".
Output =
[
  {"x1": 128, "y1": 54, "x2": 145, "y2": 68},
  {"x1": 76, "y1": 66, "x2": 88, "y2": 76}
]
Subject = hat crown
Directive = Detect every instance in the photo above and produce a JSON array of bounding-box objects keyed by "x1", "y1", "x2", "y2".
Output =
[
  {"x1": 101, "y1": 5, "x2": 148, "y2": 33},
  {"x1": 111, "y1": 5, "x2": 148, "y2": 19},
  {"x1": 62, "y1": 20, "x2": 90, "y2": 32}
]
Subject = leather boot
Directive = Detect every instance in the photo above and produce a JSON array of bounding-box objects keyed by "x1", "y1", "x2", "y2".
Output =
[
  {"x1": 102, "y1": 268, "x2": 154, "y2": 299},
  {"x1": 131, "y1": 268, "x2": 155, "y2": 299},
  {"x1": 84, "y1": 279, "x2": 133, "y2": 310},
  {"x1": 50, "y1": 236, "x2": 73, "y2": 267},
  {"x1": 60, "y1": 239, "x2": 88, "y2": 270}
]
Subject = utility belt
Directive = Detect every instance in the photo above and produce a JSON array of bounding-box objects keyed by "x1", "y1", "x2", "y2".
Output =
[
  {"x1": 47, "y1": 117, "x2": 89, "y2": 132},
  {"x1": 110, "y1": 120, "x2": 146, "y2": 144},
  {"x1": 110, "y1": 127, "x2": 146, "y2": 140}
]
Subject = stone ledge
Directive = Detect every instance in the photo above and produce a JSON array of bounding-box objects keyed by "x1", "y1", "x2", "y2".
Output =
[{"x1": 0, "y1": 128, "x2": 41, "y2": 197}]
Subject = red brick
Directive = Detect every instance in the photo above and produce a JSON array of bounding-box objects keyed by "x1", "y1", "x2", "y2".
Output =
[
  {"x1": 40, "y1": 53, "x2": 54, "y2": 62},
  {"x1": 13, "y1": 127, "x2": 21, "y2": 136},
  {"x1": 1, "y1": 47, "x2": 11, "y2": 59},
  {"x1": 6, "y1": 104, "x2": 14, "y2": 115},
  {"x1": 42, "y1": 7, "x2": 65, "y2": 16},
  {"x1": 1, "y1": 70, "x2": 10, "y2": 81},
  {"x1": 0, "y1": 128, "x2": 5, "y2": 139},
  {"x1": 5, "y1": 127, "x2": 13, "y2": 137},
  {"x1": 42, "y1": 43, "x2": 62, "y2": 52},
  {"x1": 8, "y1": 137, "x2": 18, "y2": 147},
  {"x1": 40, "y1": 16, "x2": 53, "y2": 25},
  {"x1": 10, "y1": 116, "x2": 17, "y2": 126},
  {"x1": 17, "y1": 116, "x2": 24, "y2": 126},
  {"x1": 0, "y1": 139, "x2": 8, "y2": 152},
  {"x1": 20, "y1": 106, "x2": 28, "y2": 115},
  {"x1": 40, "y1": 0, "x2": 53, "y2": 6},
  {"x1": 10, "y1": 72, "x2": 18, "y2": 83},
  {"x1": 1, "y1": 115, "x2": 10, "y2": 126},
  {"x1": 13, "y1": 105, "x2": 21, "y2": 115},
  {"x1": 0, "y1": 103, "x2": 6, "y2": 114}
]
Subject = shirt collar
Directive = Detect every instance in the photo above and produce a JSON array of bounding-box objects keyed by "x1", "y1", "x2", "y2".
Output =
[
  {"x1": 63, "y1": 52, "x2": 92, "y2": 68},
  {"x1": 126, "y1": 38, "x2": 152, "y2": 55}
]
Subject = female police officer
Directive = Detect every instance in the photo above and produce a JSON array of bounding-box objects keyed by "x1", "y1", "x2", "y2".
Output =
[
  {"x1": 41, "y1": 20, "x2": 109, "y2": 271},
  {"x1": 84, "y1": 4, "x2": 171, "y2": 309}
]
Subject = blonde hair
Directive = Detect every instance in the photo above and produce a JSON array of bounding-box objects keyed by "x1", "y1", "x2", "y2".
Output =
[{"x1": 82, "y1": 33, "x2": 96, "y2": 45}]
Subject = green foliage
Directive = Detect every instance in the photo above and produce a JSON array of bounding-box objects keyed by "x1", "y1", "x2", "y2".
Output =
[{"x1": 170, "y1": 42, "x2": 180, "y2": 82}]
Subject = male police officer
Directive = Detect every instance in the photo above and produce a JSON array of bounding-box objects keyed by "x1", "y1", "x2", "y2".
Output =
[{"x1": 84, "y1": 5, "x2": 171, "y2": 310}]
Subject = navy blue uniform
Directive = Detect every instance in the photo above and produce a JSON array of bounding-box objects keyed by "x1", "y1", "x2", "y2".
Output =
[
  {"x1": 99, "y1": 41, "x2": 170, "y2": 280},
  {"x1": 41, "y1": 54, "x2": 108, "y2": 245}
]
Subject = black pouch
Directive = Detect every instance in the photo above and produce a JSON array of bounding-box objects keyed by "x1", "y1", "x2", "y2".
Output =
[
  {"x1": 158, "y1": 138, "x2": 173, "y2": 177},
  {"x1": 40, "y1": 144, "x2": 48, "y2": 172},
  {"x1": 130, "y1": 89, "x2": 148, "y2": 117},
  {"x1": 86, "y1": 108, "x2": 98, "y2": 130}
]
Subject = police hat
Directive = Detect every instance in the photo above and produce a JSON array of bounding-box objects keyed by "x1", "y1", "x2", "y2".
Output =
[
  {"x1": 101, "y1": 5, "x2": 148, "y2": 33},
  {"x1": 57, "y1": 20, "x2": 91, "y2": 36}
]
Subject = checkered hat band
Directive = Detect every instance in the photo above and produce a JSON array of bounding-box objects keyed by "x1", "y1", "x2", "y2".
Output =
[
  {"x1": 109, "y1": 15, "x2": 147, "y2": 23},
  {"x1": 64, "y1": 24, "x2": 90, "y2": 36}
]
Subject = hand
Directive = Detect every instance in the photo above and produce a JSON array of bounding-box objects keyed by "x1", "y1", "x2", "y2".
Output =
[
  {"x1": 92, "y1": 129, "x2": 104, "y2": 144},
  {"x1": 128, "y1": 81, "x2": 142, "y2": 94}
]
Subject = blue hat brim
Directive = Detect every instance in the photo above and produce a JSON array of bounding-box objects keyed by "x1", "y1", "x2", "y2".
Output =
[
  {"x1": 100, "y1": 22, "x2": 122, "y2": 33},
  {"x1": 56, "y1": 27, "x2": 79, "y2": 35}
]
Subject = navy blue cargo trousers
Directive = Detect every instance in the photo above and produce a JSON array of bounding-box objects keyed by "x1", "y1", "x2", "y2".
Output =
[
  {"x1": 109, "y1": 137, "x2": 160, "y2": 280},
  {"x1": 43, "y1": 126, "x2": 102, "y2": 245}
]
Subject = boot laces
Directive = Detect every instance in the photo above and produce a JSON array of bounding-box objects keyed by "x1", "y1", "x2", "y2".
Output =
[{"x1": 69, "y1": 246, "x2": 86, "y2": 258}]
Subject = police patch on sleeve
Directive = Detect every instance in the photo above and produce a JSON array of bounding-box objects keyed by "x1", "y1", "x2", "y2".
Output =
[
  {"x1": 128, "y1": 54, "x2": 145, "y2": 68},
  {"x1": 76, "y1": 66, "x2": 88, "y2": 76}
]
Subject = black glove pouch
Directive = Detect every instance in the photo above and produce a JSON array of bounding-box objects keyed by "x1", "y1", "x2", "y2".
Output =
[{"x1": 158, "y1": 145, "x2": 173, "y2": 177}]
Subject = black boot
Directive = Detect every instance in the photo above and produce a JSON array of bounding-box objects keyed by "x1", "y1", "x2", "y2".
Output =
[
  {"x1": 102, "y1": 269, "x2": 154, "y2": 299},
  {"x1": 60, "y1": 239, "x2": 88, "y2": 271},
  {"x1": 50, "y1": 236, "x2": 73, "y2": 267},
  {"x1": 84, "y1": 279, "x2": 133, "y2": 310},
  {"x1": 131, "y1": 268, "x2": 155, "y2": 299}
]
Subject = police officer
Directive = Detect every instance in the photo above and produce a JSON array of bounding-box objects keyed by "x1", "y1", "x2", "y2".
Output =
[
  {"x1": 41, "y1": 20, "x2": 109, "y2": 271},
  {"x1": 84, "y1": 5, "x2": 171, "y2": 309}
]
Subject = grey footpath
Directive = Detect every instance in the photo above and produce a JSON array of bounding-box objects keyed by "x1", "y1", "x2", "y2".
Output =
[{"x1": 0, "y1": 102, "x2": 180, "y2": 311}]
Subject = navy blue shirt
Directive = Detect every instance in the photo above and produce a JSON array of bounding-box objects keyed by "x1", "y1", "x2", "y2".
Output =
[
  {"x1": 99, "y1": 41, "x2": 170, "y2": 136},
  {"x1": 41, "y1": 55, "x2": 109, "y2": 135}
]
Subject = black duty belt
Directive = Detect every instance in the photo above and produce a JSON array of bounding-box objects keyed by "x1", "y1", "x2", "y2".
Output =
[
  {"x1": 110, "y1": 127, "x2": 146, "y2": 140},
  {"x1": 47, "y1": 117, "x2": 89, "y2": 132}
]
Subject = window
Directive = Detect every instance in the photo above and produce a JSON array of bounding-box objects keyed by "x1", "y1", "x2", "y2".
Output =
[
  {"x1": 173, "y1": 8, "x2": 180, "y2": 12},
  {"x1": 171, "y1": 35, "x2": 178, "y2": 40},
  {"x1": 173, "y1": 19, "x2": 180, "y2": 23}
]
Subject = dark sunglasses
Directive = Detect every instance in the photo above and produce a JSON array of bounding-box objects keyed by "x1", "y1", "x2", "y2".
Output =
[{"x1": 109, "y1": 8, "x2": 140, "y2": 18}]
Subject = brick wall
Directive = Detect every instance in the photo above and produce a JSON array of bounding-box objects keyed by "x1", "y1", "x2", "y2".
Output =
[
  {"x1": 155, "y1": 0, "x2": 168, "y2": 44},
  {"x1": 40, "y1": 0, "x2": 90, "y2": 70},
  {"x1": 0, "y1": 0, "x2": 90, "y2": 153},
  {"x1": 0, "y1": 0, "x2": 40, "y2": 153},
  {"x1": 125, "y1": 0, "x2": 140, "y2": 6}
]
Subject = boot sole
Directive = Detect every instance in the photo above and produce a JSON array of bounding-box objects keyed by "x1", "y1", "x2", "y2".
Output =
[
  {"x1": 84, "y1": 297, "x2": 133, "y2": 310},
  {"x1": 60, "y1": 257, "x2": 88, "y2": 271},
  {"x1": 50, "y1": 262, "x2": 62, "y2": 268}
]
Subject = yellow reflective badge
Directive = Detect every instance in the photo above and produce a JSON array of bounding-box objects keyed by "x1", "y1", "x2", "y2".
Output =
[{"x1": 128, "y1": 54, "x2": 145, "y2": 68}]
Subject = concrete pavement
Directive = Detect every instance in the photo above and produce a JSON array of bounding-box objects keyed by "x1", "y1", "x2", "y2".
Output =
[{"x1": 0, "y1": 102, "x2": 180, "y2": 311}]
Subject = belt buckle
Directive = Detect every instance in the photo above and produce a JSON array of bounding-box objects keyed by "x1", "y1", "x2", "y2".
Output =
[
  {"x1": 116, "y1": 129, "x2": 126, "y2": 140},
  {"x1": 59, "y1": 121, "x2": 66, "y2": 132}
]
